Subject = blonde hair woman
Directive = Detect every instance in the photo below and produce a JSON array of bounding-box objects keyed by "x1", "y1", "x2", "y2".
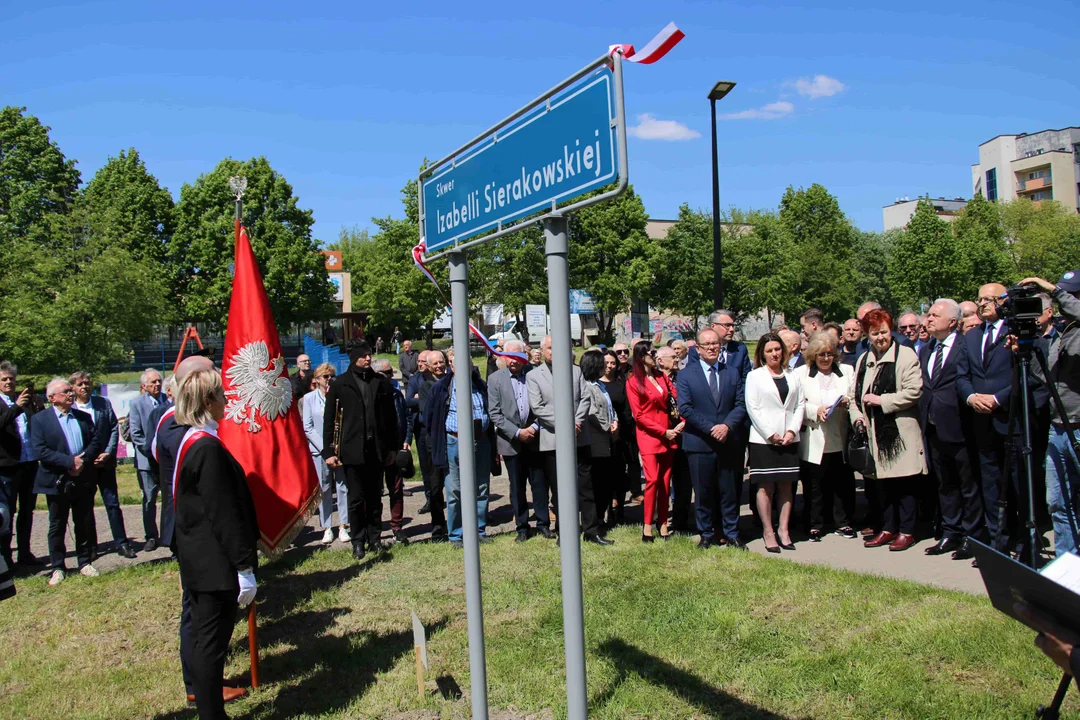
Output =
[
  {"x1": 303, "y1": 363, "x2": 350, "y2": 544},
  {"x1": 173, "y1": 367, "x2": 260, "y2": 719}
]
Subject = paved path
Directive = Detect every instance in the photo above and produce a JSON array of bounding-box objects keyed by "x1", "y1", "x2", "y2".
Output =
[{"x1": 18, "y1": 476, "x2": 991, "y2": 595}]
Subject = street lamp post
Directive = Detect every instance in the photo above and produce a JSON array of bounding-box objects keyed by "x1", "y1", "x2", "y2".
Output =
[{"x1": 708, "y1": 81, "x2": 736, "y2": 310}]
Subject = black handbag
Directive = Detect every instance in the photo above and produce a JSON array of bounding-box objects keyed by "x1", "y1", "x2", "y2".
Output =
[{"x1": 846, "y1": 425, "x2": 876, "y2": 478}]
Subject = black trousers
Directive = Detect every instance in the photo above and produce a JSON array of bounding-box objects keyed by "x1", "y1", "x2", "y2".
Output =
[
  {"x1": 800, "y1": 453, "x2": 856, "y2": 532},
  {"x1": 670, "y1": 449, "x2": 694, "y2": 532},
  {"x1": 93, "y1": 465, "x2": 129, "y2": 545},
  {"x1": 688, "y1": 452, "x2": 740, "y2": 542},
  {"x1": 861, "y1": 477, "x2": 883, "y2": 528},
  {"x1": 505, "y1": 450, "x2": 547, "y2": 532},
  {"x1": 157, "y1": 464, "x2": 176, "y2": 548},
  {"x1": 591, "y1": 454, "x2": 618, "y2": 532},
  {"x1": 343, "y1": 458, "x2": 384, "y2": 547},
  {"x1": 0, "y1": 460, "x2": 37, "y2": 559},
  {"x1": 926, "y1": 426, "x2": 982, "y2": 541},
  {"x1": 881, "y1": 476, "x2": 918, "y2": 535},
  {"x1": 416, "y1": 424, "x2": 433, "y2": 500},
  {"x1": 616, "y1": 435, "x2": 642, "y2": 503},
  {"x1": 46, "y1": 483, "x2": 97, "y2": 570},
  {"x1": 542, "y1": 447, "x2": 599, "y2": 538},
  {"x1": 189, "y1": 589, "x2": 238, "y2": 720},
  {"x1": 180, "y1": 586, "x2": 196, "y2": 695}
]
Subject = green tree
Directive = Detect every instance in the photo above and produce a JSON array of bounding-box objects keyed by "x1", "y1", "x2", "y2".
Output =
[
  {"x1": 952, "y1": 193, "x2": 1013, "y2": 292},
  {"x1": 568, "y1": 185, "x2": 654, "y2": 342},
  {"x1": 774, "y1": 184, "x2": 858, "y2": 321},
  {"x1": 327, "y1": 225, "x2": 376, "y2": 314},
  {"x1": 850, "y1": 228, "x2": 899, "y2": 315},
  {"x1": 470, "y1": 225, "x2": 548, "y2": 321},
  {"x1": 1001, "y1": 198, "x2": 1080, "y2": 282},
  {"x1": 886, "y1": 198, "x2": 965, "y2": 309},
  {"x1": 358, "y1": 179, "x2": 448, "y2": 345},
  {"x1": 170, "y1": 157, "x2": 334, "y2": 329},
  {"x1": 0, "y1": 106, "x2": 80, "y2": 247},
  {"x1": 79, "y1": 148, "x2": 175, "y2": 266}
]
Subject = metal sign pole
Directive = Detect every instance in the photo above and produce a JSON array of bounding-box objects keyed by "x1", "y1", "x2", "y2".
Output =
[
  {"x1": 544, "y1": 215, "x2": 588, "y2": 719},
  {"x1": 448, "y1": 250, "x2": 489, "y2": 720}
]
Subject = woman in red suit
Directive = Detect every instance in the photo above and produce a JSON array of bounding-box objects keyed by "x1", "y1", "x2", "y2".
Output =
[{"x1": 626, "y1": 342, "x2": 685, "y2": 541}]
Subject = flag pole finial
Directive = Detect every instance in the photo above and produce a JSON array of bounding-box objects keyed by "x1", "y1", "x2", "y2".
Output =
[{"x1": 229, "y1": 175, "x2": 248, "y2": 200}]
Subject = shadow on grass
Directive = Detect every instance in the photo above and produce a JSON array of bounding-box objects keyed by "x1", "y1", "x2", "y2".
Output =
[{"x1": 594, "y1": 638, "x2": 792, "y2": 720}]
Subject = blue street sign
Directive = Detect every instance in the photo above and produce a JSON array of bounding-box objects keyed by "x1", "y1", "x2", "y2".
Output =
[{"x1": 422, "y1": 72, "x2": 618, "y2": 253}]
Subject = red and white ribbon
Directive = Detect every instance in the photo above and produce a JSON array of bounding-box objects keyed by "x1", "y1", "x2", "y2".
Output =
[
  {"x1": 412, "y1": 242, "x2": 529, "y2": 362},
  {"x1": 171, "y1": 424, "x2": 217, "y2": 508},
  {"x1": 150, "y1": 406, "x2": 175, "y2": 463},
  {"x1": 609, "y1": 22, "x2": 685, "y2": 64}
]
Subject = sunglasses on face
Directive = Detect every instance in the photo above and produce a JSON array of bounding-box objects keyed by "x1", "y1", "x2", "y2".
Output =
[{"x1": 616, "y1": 350, "x2": 629, "y2": 355}]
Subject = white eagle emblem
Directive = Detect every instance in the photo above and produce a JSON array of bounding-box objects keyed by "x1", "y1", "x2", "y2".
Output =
[{"x1": 224, "y1": 341, "x2": 293, "y2": 433}]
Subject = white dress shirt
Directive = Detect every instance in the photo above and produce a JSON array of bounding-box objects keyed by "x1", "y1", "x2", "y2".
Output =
[{"x1": 926, "y1": 332, "x2": 957, "y2": 381}]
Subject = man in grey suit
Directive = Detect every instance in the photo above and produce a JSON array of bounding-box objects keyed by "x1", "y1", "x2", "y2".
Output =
[
  {"x1": 488, "y1": 340, "x2": 551, "y2": 543},
  {"x1": 526, "y1": 335, "x2": 611, "y2": 545},
  {"x1": 128, "y1": 368, "x2": 166, "y2": 551}
]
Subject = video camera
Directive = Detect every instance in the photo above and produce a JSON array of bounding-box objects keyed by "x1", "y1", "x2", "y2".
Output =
[{"x1": 1000, "y1": 283, "x2": 1044, "y2": 348}]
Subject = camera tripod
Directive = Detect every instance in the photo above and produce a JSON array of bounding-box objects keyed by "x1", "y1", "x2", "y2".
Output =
[{"x1": 998, "y1": 341, "x2": 1080, "y2": 718}]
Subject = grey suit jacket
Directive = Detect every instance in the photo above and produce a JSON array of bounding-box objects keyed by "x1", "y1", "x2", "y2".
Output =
[
  {"x1": 487, "y1": 366, "x2": 538, "y2": 457},
  {"x1": 128, "y1": 392, "x2": 162, "y2": 470},
  {"x1": 525, "y1": 362, "x2": 590, "y2": 451}
]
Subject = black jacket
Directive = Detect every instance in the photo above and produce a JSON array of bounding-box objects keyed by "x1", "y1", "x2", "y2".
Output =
[
  {"x1": 918, "y1": 334, "x2": 971, "y2": 445},
  {"x1": 175, "y1": 436, "x2": 259, "y2": 592},
  {"x1": 0, "y1": 395, "x2": 28, "y2": 468},
  {"x1": 30, "y1": 407, "x2": 101, "y2": 495},
  {"x1": 322, "y1": 368, "x2": 400, "y2": 465}
]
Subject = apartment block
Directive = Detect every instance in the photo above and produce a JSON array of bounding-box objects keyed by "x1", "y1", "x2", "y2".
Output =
[
  {"x1": 883, "y1": 196, "x2": 968, "y2": 231},
  {"x1": 972, "y1": 127, "x2": 1080, "y2": 212}
]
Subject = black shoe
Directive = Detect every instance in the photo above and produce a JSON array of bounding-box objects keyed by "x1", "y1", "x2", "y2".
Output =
[
  {"x1": 535, "y1": 527, "x2": 555, "y2": 540},
  {"x1": 697, "y1": 538, "x2": 714, "y2": 550},
  {"x1": 144, "y1": 538, "x2": 158, "y2": 552},
  {"x1": 765, "y1": 543, "x2": 782, "y2": 553},
  {"x1": 16, "y1": 553, "x2": 44, "y2": 567},
  {"x1": 515, "y1": 531, "x2": 528, "y2": 543},
  {"x1": 118, "y1": 544, "x2": 137, "y2": 559},
  {"x1": 478, "y1": 535, "x2": 493, "y2": 544},
  {"x1": 586, "y1": 535, "x2": 613, "y2": 546},
  {"x1": 392, "y1": 530, "x2": 409, "y2": 545},
  {"x1": 351, "y1": 541, "x2": 366, "y2": 560},
  {"x1": 450, "y1": 540, "x2": 464, "y2": 549},
  {"x1": 925, "y1": 537, "x2": 961, "y2": 556},
  {"x1": 951, "y1": 546, "x2": 974, "y2": 561},
  {"x1": 834, "y1": 527, "x2": 858, "y2": 539},
  {"x1": 368, "y1": 540, "x2": 387, "y2": 553},
  {"x1": 726, "y1": 538, "x2": 748, "y2": 550},
  {"x1": 808, "y1": 530, "x2": 822, "y2": 543},
  {"x1": 642, "y1": 533, "x2": 655, "y2": 543},
  {"x1": 418, "y1": 502, "x2": 431, "y2": 514},
  {"x1": 780, "y1": 542, "x2": 796, "y2": 551}
]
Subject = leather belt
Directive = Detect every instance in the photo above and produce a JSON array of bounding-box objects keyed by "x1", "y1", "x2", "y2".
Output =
[{"x1": 448, "y1": 419, "x2": 486, "y2": 438}]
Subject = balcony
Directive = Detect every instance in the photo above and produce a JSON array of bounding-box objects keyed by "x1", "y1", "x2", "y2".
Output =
[{"x1": 1017, "y1": 175, "x2": 1052, "y2": 192}]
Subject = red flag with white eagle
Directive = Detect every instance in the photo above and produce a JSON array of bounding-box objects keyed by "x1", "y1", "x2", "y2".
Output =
[{"x1": 219, "y1": 222, "x2": 319, "y2": 557}]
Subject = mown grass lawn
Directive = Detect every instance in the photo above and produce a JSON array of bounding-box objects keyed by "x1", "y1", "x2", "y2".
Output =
[{"x1": 0, "y1": 526, "x2": 1071, "y2": 720}]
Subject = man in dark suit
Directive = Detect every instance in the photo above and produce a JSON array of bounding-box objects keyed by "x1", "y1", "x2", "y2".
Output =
[
  {"x1": 31, "y1": 377, "x2": 102, "y2": 585},
  {"x1": 957, "y1": 282, "x2": 1020, "y2": 553},
  {"x1": 71, "y1": 371, "x2": 136, "y2": 559},
  {"x1": 291, "y1": 354, "x2": 313, "y2": 399},
  {"x1": 678, "y1": 329, "x2": 749, "y2": 549},
  {"x1": 0, "y1": 361, "x2": 41, "y2": 568},
  {"x1": 919, "y1": 300, "x2": 983, "y2": 559},
  {"x1": 323, "y1": 342, "x2": 400, "y2": 560},
  {"x1": 488, "y1": 340, "x2": 548, "y2": 542},
  {"x1": 407, "y1": 350, "x2": 438, "y2": 514},
  {"x1": 840, "y1": 319, "x2": 862, "y2": 366},
  {"x1": 398, "y1": 340, "x2": 419, "y2": 382}
]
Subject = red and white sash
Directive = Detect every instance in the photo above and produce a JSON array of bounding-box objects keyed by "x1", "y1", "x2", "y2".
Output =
[
  {"x1": 150, "y1": 406, "x2": 175, "y2": 463},
  {"x1": 172, "y1": 424, "x2": 218, "y2": 508}
]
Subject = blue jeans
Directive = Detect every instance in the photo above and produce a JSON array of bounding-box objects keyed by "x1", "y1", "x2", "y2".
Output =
[
  {"x1": 445, "y1": 434, "x2": 491, "y2": 542},
  {"x1": 313, "y1": 455, "x2": 349, "y2": 528},
  {"x1": 1045, "y1": 424, "x2": 1080, "y2": 557}
]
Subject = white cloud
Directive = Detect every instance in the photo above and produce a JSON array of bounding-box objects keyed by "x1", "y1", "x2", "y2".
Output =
[
  {"x1": 793, "y1": 74, "x2": 846, "y2": 99},
  {"x1": 627, "y1": 113, "x2": 701, "y2": 141},
  {"x1": 719, "y1": 100, "x2": 794, "y2": 121}
]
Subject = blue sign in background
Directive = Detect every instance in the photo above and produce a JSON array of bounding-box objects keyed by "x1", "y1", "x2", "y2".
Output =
[{"x1": 422, "y1": 72, "x2": 618, "y2": 252}]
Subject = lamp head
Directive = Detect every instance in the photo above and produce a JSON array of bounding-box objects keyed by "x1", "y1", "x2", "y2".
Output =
[{"x1": 708, "y1": 81, "x2": 737, "y2": 101}]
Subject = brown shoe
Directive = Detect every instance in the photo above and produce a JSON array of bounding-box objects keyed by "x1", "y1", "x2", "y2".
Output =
[
  {"x1": 888, "y1": 533, "x2": 916, "y2": 552},
  {"x1": 863, "y1": 531, "x2": 896, "y2": 548}
]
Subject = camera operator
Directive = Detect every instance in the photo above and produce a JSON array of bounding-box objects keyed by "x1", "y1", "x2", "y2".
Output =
[{"x1": 1018, "y1": 273, "x2": 1080, "y2": 557}]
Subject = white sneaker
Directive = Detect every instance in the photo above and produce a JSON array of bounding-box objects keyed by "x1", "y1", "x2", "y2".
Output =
[
  {"x1": 80, "y1": 564, "x2": 99, "y2": 578},
  {"x1": 48, "y1": 569, "x2": 65, "y2": 586},
  {"x1": 320, "y1": 527, "x2": 335, "y2": 544},
  {"x1": 338, "y1": 526, "x2": 351, "y2": 543}
]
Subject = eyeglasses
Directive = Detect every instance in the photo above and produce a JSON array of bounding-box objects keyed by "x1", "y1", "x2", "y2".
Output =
[
  {"x1": 712, "y1": 322, "x2": 736, "y2": 328},
  {"x1": 898, "y1": 324, "x2": 918, "y2": 331},
  {"x1": 698, "y1": 342, "x2": 721, "y2": 348},
  {"x1": 615, "y1": 350, "x2": 629, "y2": 355},
  {"x1": 977, "y1": 296, "x2": 997, "y2": 305},
  {"x1": 818, "y1": 351, "x2": 836, "y2": 357}
]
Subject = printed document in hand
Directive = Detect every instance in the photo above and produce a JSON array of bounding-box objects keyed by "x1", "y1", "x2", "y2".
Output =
[
  {"x1": 824, "y1": 395, "x2": 845, "y2": 419},
  {"x1": 1040, "y1": 551, "x2": 1080, "y2": 595}
]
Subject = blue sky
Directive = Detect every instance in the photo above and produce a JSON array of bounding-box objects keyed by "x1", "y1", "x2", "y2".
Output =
[{"x1": 4, "y1": 0, "x2": 1077, "y2": 235}]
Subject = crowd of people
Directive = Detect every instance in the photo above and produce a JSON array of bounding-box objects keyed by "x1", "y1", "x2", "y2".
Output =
[{"x1": 1, "y1": 271, "x2": 1079, "y2": 716}]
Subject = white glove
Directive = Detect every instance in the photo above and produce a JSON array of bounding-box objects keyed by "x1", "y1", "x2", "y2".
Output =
[{"x1": 237, "y1": 568, "x2": 257, "y2": 607}]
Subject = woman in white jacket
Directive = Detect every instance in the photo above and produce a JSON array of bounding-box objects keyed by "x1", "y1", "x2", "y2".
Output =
[
  {"x1": 792, "y1": 332, "x2": 857, "y2": 542},
  {"x1": 302, "y1": 363, "x2": 350, "y2": 544},
  {"x1": 746, "y1": 333, "x2": 805, "y2": 552}
]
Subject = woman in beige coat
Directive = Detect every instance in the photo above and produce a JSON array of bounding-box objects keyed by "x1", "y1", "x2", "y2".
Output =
[{"x1": 849, "y1": 309, "x2": 926, "y2": 552}]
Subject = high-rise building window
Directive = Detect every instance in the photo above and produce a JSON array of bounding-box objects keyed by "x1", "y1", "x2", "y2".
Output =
[{"x1": 986, "y1": 168, "x2": 998, "y2": 202}]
